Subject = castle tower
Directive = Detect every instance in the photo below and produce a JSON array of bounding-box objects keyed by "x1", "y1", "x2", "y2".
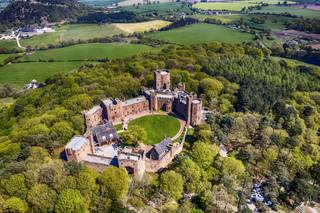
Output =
[
  {"x1": 191, "y1": 99, "x2": 202, "y2": 126},
  {"x1": 154, "y1": 70, "x2": 171, "y2": 90}
]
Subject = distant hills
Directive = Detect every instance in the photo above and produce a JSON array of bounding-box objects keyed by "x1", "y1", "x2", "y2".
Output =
[{"x1": 0, "y1": 0, "x2": 90, "y2": 29}]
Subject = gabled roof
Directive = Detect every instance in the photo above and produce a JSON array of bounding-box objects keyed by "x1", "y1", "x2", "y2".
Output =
[
  {"x1": 154, "y1": 138, "x2": 172, "y2": 156},
  {"x1": 66, "y1": 136, "x2": 88, "y2": 151},
  {"x1": 92, "y1": 122, "x2": 118, "y2": 144}
]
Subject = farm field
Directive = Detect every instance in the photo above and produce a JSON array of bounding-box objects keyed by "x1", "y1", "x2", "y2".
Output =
[
  {"x1": 0, "y1": 40, "x2": 19, "y2": 52},
  {"x1": 79, "y1": 0, "x2": 123, "y2": 6},
  {"x1": 245, "y1": 15, "x2": 290, "y2": 31},
  {"x1": 193, "y1": 0, "x2": 295, "y2": 11},
  {"x1": 147, "y1": 23, "x2": 254, "y2": 45},
  {"x1": 112, "y1": 20, "x2": 171, "y2": 34},
  {"x1": 0, "y1": 61, "x2": 95, "y2": 86},
  {"x1": 0, "y1": 53, "x2": 15, "y2": 64},
  {"x1": 119, "y1": 0, "x2": 171, "y2": 7},
  {"x1": 19, "y1": 24, "x2": 123, "y2": 49},
  {"x1": 189, "y1": 14, "x2": 242, "y2": 23},
  {"x1": 128, "y1": 114, "x2": 181, "y2": 145},
  {"x1": 251, "y1": 5, "x2": 320, "y2": 18},
  {"x1": 126, "y1": 2, "x2": 193, "y2": 16},
  {"x1": 19, "y1": 43, "x2": 158, "y2": 61}
]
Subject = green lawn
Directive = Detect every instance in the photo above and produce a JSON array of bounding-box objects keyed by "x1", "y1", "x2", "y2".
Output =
[
  {"x1": 147, "y1": 23, "x2": 254, "y2": 45},
  {"x1": 251, "y1": 5, "x2": 320, "y2": 19},
  {"x1": 19, "y1": 43, "x2": 158, "y2": 61},
  {"x1": 19, "y1": 24, "x2": 123, "y2": 49},
  {"x1": 128, "y1": 114, "x2": 181, "y2": 145},
  {"x1": 0, "y1": 61, "x2": 97, "y2": 86},
  {"x1": 193, "y1": 0, "x2": 295, "y2": 11}
]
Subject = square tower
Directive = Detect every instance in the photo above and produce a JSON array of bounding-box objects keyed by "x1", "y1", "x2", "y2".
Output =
[{"x1": 154, "y1": 70, "x2": 171, "y2": 90}]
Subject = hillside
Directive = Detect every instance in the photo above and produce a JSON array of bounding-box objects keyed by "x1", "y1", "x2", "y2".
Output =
[{"x1": 0, "y1": 0, "x2": 90, "y2": 29}]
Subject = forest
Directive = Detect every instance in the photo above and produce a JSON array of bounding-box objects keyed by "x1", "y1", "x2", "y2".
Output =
[{"x1": 0, "y1": 42, "x2": 319, "y2": 212}]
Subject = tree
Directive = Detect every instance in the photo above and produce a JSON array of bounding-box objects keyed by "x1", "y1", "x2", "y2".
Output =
[
  {"x1": 120, "y1": 125, "x2": 147, "y2": 147},
  {"x1": 63, "y1": 94, "x2": 93, "y2": 113},
  {"x1": 27, "y1": 184, "x2": 58, "y2": 212},
  {"x1": 199, "y1": 78, "x2": 224, "y2": 98},
  {"x1": 221, "y1": 157, "x2": 245, "y2": 184},
  {"x1": 191, "y1": 142, "x2": 219, "y2": 169},
  {"x1": 97, "y1": 167, "x2": 130, "y2": 201},
  {"x1": 3, "y1": 197, "x2": 28, "y2": 213},
  {"x1": 200, "y1": 185, "x2": 237, "y2": 212},
  {"x1": 55, "y1": 189, "x2": 88, "y2": 213},
  {"x1": 176, "y1": 159, "x2": 208, "y2": 194},
  {"x1": 51, "y1": 121, "x2": 74, "y2": 142},
  {"x1": 159, "y1": 171, "x2": 184, "y2": 200},
  {"x1": 0, "y1": 174, "x2": 28, "y2": 199}
]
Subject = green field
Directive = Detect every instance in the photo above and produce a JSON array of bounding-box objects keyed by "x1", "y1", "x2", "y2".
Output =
[
  {"x1": 147, "y1": 23, "x2": 254, "y2": 44},
  {"x1": 193, "y1": 0, "x2": 295, "y2": 11},
  {"x1": 19, "y1": 43, "x2": 158, "y2": 61},
  {"x1": 189, "y1": 14, "x2": 242, "y2": 23},
  {"x1": 0, "y1": 62, "x2": 96, "y2": 86},
  {"x1": 128, "y1": 114, "x2": 181, "y2": 145},
  {"x1": 0, "y1": 54, "x2": 15, "y2": 64},
  {"x1": 126, "y1": 2, "x2": 192, "y2": 16},
  {"x1": 80, "y1": 0, "x2": 122, "y2": 6},
  {"x1": 18, "y1": 24, "x2": 123, "y2": 49},
  {"x1": 251, "y1": 5, "x2": 320, "y2": 18}
]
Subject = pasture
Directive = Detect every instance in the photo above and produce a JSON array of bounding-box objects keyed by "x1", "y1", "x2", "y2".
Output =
[
  {"x1": 147, "y1": 23, "x2": 254, "y2": 44},
  {"x1": 251, "y1": 5, "x2": 320, "y2": 18},
  {"x1": 19, "y1": 24, "x2": 123, "y2": 49},
  {"x1": 112, "y1": 20, "x2": 171, "y2": 34},
  {"x1": 189, "y1": 14, "x2": 242, "y2": 23},
  {"x1": 193, "y1": 0, "x2": 295, "y2": 11},
  {"x1": 126, "y1": 2, "x2": 193, "y2": 16},
  {"x1": 0, "y1": 54, "x2": 15, "y2": 64},
  {"x1": 79, "y1": 0, "x2": 122, "y2": 6},
  {"x1": 19, "y1": 43, "x2": 158, "y2": 61},
  {"x1": 128, "y1": 114, "x2": 181, "y2": 145},
  {"x1": 119, "y1": 0, "x2": 171, "y2": 7},
  {"x1": 0, "y1": 61, "x2": 95, "y2": 86}
]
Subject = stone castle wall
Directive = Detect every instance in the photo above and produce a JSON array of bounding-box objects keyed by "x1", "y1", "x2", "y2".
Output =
[{"x1": 145, "y1": 143, "x2": 183, "y2": 173}]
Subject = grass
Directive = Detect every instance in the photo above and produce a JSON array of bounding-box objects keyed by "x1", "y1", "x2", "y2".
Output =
[
  {"x1": 0, "y1": 54, "x2": 15, "y2": 64},
  {"x1": 79, "y1": 0, "x2": 123, "y2": 6},
  {"x1": 19, "y1": 43, "x2": 158, "y2": 61},
  {"x1": 0, "y1": 40, "x2": 20, "y2": 52},
  {"x1": 193, "y1": 0, "x2": 295, "y2": 11},
  {"x1": 119, "y1": 0, "x2": 171, "y2": 7},
  {"x1": 147, "y1": 23, "x2": 254, "y2": 44},
  {"x1": 19, "y1": 24, "x2": 123, "y2": 49},
  {"x1": 112, "y1": 20, "x2": 171, "y2": 34},
  {"x1": 251, "y1": 5, "x2": 320, "y2": 18},
  {"x1": 126, "y1": 2, "x2": 193, "y2": 16},
  {"x1": 0, "y1": 61, "x2": 96, "y2": 86},
  {"x1": 128, "y1": 114, "x2": 181, "y2": 145},
  {"x1": 188, "y1": 14, "x2": 242, "y2": 23}
]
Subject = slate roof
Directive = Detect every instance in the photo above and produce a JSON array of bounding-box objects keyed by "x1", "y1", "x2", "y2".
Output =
[
  {"x1": 124, "y1": 96, "x2": 147, "y2": 106},
  {"x1": 92, "y1": 122, "x2": 118, "y2": 144},
  {"x1": 154, "y1": 138, "x2": 172, "y2": 156},
  {"x1": 66, "y1": 136, "x2": 87, "y2": 151}
]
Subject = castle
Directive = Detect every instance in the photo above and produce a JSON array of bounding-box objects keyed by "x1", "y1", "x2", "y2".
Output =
[{"x1": 64, "y1": 70, "x2": 203, "y2": 178}]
